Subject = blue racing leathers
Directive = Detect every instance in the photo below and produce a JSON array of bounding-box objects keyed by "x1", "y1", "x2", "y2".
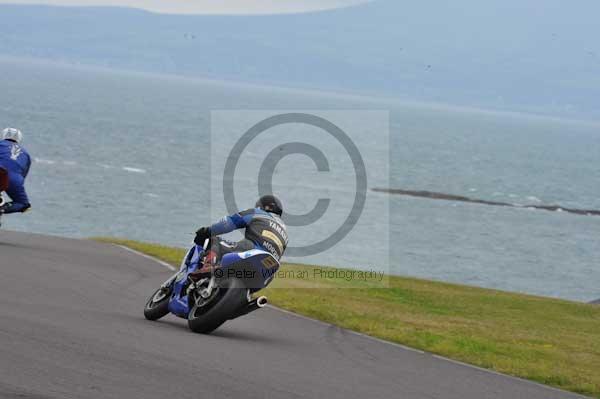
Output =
[
  {"x1": 0, "y1": 139, "x2": 32, "y2": 214},
  {"x1": 211, "y1": 208, "x2": 288, "y2": 261}
]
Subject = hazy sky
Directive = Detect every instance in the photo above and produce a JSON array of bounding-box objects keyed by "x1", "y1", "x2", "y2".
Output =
[{"x1": 0, "y1": 0, "x2": 371, "y2": 14}]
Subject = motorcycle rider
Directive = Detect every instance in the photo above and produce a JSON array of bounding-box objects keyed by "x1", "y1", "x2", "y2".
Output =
[
  {"x1": 0, "y1": 128, "x2": 32, "y2": 223},
  {"x1": 193, "y1": 195, "x2": 288, "y2": 269}
]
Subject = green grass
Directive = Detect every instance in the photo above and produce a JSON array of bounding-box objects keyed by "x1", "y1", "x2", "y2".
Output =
[{"x1": 95, "y1": 237, "x2": 600, "y2": 397}]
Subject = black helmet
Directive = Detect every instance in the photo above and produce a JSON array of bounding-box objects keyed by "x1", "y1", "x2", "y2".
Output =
[{"x1": 256, "y1": 195, "x2": 283, "y2": 216}]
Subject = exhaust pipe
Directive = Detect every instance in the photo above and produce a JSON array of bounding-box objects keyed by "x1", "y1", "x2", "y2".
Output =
[
  {"x1": 246, "y1": 296, "x2": 268, "y2": 312},
  {"x1": 231, "y1": 296, "x2": 268, "y2": 319},
  {"x1": 256, "y1": 296, "x2": 268, "y2": 307}
]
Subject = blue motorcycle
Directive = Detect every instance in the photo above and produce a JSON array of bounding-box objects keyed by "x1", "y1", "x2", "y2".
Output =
[{"x1": 143, "y1": 240, "x2": 280, "y2": 334}]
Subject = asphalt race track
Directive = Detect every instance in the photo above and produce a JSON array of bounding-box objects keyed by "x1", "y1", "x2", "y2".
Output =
[{"x1": 0, "y1": 231, "x2": 585, "y2": 399}]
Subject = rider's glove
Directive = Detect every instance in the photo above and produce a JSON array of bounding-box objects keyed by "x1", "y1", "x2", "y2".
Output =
[{"x1": 194, "y1": 227, "x2": 212, "y2": 246}]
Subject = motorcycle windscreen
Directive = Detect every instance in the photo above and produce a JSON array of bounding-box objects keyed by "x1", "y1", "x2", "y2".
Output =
[{"x1": 0, "y1": 167, "x2": 8, "y2": 192}]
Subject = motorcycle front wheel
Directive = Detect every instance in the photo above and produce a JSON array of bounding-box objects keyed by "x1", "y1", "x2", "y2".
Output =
[
  {"x1": 187, "y1": 278, "x2": 247, "y2": 334},
  {"x1": 144, "y1": 286, "x2": 172, "y2": 321}
]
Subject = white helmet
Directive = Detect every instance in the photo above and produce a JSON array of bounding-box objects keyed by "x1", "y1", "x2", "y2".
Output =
[{"x1": 2, "y1": 128, "x2": 23, "y2": 144}]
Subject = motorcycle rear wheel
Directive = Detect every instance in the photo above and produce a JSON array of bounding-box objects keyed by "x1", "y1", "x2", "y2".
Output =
[{"x1": 187, "y1": 278, "x2": 247, "y2": 334}]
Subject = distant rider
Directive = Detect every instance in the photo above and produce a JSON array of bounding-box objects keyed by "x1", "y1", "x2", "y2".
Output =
[
  {"x1": 0, "y1": 128, "x2": 32, "y2": 221},
  {"x1": 193, "y1": 195, "x2": 288, "y2": 268}
]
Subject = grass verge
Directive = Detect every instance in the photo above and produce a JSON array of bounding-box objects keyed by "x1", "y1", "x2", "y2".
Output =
[{"x1": 95, "y1": 237, "x2": 600, "y2": 397}]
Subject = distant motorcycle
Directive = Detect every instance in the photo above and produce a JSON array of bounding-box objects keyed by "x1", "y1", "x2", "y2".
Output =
[{"x1": 143, "y1": 239, "x2": 280, "y2": 334}]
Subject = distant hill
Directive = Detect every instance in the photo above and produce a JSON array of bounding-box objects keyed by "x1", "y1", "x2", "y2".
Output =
[{"x1": 1, "y1": 0, "x2": 599, "y2": 119}]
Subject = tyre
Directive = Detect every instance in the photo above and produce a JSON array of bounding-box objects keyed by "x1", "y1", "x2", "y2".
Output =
[
  {"x1": 187, "y1": 278, "x2": 247, "y2": 334},
  {"x1": 144, "y1": 287, "x2": 171, "y2": 321}
]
